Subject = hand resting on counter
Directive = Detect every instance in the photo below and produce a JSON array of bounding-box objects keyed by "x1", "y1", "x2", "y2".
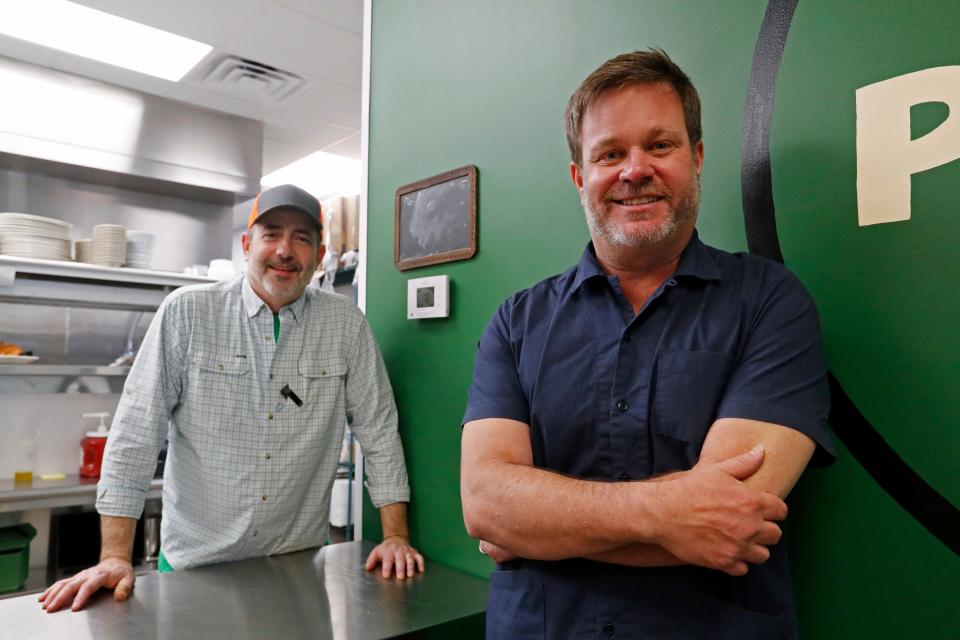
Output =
[
  {"x1": 365, "y1": 535, "x2": 426, "y2": 579},
  {"x1": 38, "y1": 556, "x2": 135, "y2": 613}
]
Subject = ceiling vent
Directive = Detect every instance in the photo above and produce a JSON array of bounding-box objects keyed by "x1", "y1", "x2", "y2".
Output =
[{"x1": 188, "y1": 55, "x2": 309, "y2": 104}]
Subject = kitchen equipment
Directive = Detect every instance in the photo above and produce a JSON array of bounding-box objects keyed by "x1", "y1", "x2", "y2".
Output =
[
  {"x1": 74, "y1": 238, "x2": 93, "y2": 263},
  {"x1": 92, "y1": 224, "x2": 126, "y2": 267},
  {"x1": 80, "y1": 412, "x2": 110, "y2": 478},
  {"x1": 0, "y1": 355, "x2": 38, "y2": 364},
  {"x1": 0, "y1": 523, "x2": 37, "y2": 593},
  {"x1": 142, "y1": 500, "x2": 162, "y2": 563},
  {"x1": 125, "y1": 230, "x2": 155, "y2": 269},
  {"x1": 207, "y1": 258, "x2": 235, "y2": 280},
  {"x1": 0, "y1": 212, "x2": 73, "y2": 261},
  {"x1": 13, "y1": 428, "x2": 39, "y2": 483}
]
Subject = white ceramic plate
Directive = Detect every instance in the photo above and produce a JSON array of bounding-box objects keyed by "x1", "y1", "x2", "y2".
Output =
[{"x1": 0, "y1": 355, "x2": 39, "y2": 364}]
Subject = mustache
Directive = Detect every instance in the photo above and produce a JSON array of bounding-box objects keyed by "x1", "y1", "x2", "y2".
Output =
[
  {"x1": 604, "y1": 179, "x2": 672, "y2": 202},
  {"x1": 265, "y1": 258, "x2": 302, "y2": 272}
]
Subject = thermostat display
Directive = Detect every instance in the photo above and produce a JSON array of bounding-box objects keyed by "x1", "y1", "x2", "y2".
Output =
[
  {"x1": 407, "y1": 275, "x2": 449, "y2": 319},
  {"x1": 416, "y1": 287, "x2": 435, "y2": 308}
]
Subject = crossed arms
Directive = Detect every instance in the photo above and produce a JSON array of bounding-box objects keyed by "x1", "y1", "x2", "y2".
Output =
[{"x1": 460, "y1": 416, "x2": 815, "y2": 576}]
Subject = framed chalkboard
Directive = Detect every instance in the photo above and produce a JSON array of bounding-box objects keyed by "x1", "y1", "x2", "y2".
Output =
[{"x1": 394, "y1": 165, "x2": 477, "y2": 271}]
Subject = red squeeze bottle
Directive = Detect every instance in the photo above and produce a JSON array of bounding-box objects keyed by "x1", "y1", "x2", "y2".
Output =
[{"x1": 80, "y1": 413, "x2": 110, "y2": 478}]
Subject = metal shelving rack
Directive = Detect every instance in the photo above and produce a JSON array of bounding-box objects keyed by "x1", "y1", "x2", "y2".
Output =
[
  {"x1": 0, "y1": 255, "x2": 214, "y2": 311},
  {"x1": 0, "y1": 256, "x2": 214, "y2": 392}
]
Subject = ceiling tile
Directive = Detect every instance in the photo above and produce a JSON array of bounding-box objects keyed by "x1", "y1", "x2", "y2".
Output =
[
  {"x1": 264, "y1": 114, "x2": 356, "y2": 149},
  {"x1": 262, "y1": 138, "x2": 316, "y2": 175},
  {"x1": 73, "y1": 0, "x2": 260, "y2": 47},
  {"x1": 219, "y1": 6, "x2": 361, "y2": 89},
  {"x1": 282, "y1": 79, "x2": 361, "y2": 129},
  {"x1": 322, "y1": 133, "x2": 361, "y2": 160},
  {"x1": 272, "y1": 0, "x2": 363, "y2": 35},
  {"x1": 167, "y1": 83, "x2": 272, "y2": 121}
]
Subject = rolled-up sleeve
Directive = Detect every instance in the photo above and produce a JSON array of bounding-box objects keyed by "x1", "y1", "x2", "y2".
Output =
[
  {"x1": 345, "y1": 314, "x2": 410, "y2": 508},
  {"x1": 97, "y1": 295, "x2": 186, "y2": 518}
]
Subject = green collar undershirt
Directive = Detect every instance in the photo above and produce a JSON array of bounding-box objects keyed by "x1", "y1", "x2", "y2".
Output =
[{"x1": 273, "y1": 312, "x2": 280, "y2": 342}]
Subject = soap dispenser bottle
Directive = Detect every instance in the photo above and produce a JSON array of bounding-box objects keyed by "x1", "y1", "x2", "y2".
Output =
[{"x1": 80, "y1": 412, "x2": 110, "y2": 478}]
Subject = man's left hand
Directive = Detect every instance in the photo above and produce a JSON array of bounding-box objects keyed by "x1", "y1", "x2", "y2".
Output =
[{"x1": 364, "y1": 536, "x2": 425, "y2": 579}]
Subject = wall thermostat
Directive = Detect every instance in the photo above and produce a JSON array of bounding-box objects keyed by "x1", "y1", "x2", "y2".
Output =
[{"x1": 407, "y1": 275, "x2": 449, "y2": 319}]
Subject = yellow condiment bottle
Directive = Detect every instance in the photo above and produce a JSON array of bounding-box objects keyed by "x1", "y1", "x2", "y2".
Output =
[{"x1": 13, "y1": 432, "x2": 37, "y2": 483}]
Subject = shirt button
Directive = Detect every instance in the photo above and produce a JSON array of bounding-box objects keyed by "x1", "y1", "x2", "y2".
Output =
[
  {"x1": 265, "y1": 453, "x2": 272, "y2": 460},
  {"x1": 618, "y1": 472, "x2": 630, "y2": 480},
  {"x1": 602, "y1": 623, "x2": 616, "y2": 636},
  {"x1": 268, "y1": 412, "x2": 274, "y2": 420},
  {"x1": 217, "y1": 364, "x2": 224, "y2": 371},
  {"x1": 616, "y1": 400, "x2": 629, "y2": 412},
  {"x1": 269, "y1": 373, "x2": 275, "y2": 380},
  {"x1": 252, "y1": 530, "x2": 258, "y2": 537},
  {"x1": 261, "y1": 495, "x2": 268, "y2": 502}
]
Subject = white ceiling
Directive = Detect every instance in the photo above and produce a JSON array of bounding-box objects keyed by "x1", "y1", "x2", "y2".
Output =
[{"x1": 0, "y1": 0, "x2": 364, "y2": 176}]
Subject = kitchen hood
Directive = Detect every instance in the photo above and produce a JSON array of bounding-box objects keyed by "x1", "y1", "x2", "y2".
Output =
[{"x1": 0, "y1": 55, "x2": 262, "y2": 197}]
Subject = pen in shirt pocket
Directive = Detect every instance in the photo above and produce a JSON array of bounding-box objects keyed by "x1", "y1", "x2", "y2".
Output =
[{"x1": 280, "y1": 384, "x2": 303, "y2": 407}]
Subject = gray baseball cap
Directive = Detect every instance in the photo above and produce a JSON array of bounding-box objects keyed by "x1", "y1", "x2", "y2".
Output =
[{"x1": 247, "y1": 184, "x2": 322, "y2": 231}]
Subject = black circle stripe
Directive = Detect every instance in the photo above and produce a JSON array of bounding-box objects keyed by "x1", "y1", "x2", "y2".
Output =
[
  {"x1": 741, "y1": 0, "x2": 959, "y2": 555},
  {"x1": 741, "y1": 0, "x2": 796, "y2": 263}
]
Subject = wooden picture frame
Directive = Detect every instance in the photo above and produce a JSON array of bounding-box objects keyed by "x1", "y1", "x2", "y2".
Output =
[{"x1": 394, "y1": 165, "x2": 477, "y2": 271}]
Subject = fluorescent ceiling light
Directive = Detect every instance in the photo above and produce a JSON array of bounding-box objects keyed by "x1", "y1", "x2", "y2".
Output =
[
  {"x1": 0, "y1": 0, "x2": 212, "y2": 81},
  {"x1": 262, "y1": 151, "x2": 361, "y2": 201}
]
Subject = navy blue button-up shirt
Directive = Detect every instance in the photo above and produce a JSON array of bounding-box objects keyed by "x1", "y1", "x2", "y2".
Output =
[{"x1": 464, "y1": 232, "x2": 834, "y2": 639}]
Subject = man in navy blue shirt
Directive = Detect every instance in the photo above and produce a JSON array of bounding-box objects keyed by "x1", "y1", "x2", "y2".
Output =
[{"x1": 461, "y1": 49, "x2": 834, "y2": 639}]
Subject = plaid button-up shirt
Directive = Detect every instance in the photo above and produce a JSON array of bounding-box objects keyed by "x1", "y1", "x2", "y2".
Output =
[{"x1": 97, "y1": 276, "x2": 409, "y2": 569}]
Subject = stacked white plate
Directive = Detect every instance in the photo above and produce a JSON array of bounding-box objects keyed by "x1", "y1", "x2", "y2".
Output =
[
  {"x1": 125, "y1": 230, "x2": 155, "y2": 269},
  {"x1": 92, "y1": 224, "x2": 126, "y2": 267},
  {"x1": 0, "y1": 212, "x2": 73, "y2": 260}
]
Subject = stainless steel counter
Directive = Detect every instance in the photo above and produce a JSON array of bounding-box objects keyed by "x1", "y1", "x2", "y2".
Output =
[
  {"x1": 0, "y1": 474, "x2": 162, "y2": 512},
  {"x1": 2, "y1": 540, "x2": 489, "y2": 639}
]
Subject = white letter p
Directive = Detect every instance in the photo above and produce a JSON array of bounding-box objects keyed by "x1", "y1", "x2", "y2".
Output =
[{"x1": 856, "y1": 66, "x2": 960, "y2": 226}]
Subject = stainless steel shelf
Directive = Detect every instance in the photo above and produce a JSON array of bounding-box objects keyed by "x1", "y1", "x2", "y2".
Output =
[
  {"x1": 0, "y1": 475, "x2": 162, "y2": 512},
  {"x1": 0, "y1": 256, "x2": 216, "y2": 288},
  {"x1": 0, "y1": 364, "x2": 130, "y2": 377},
  {"x1": 0, "y1": 364, "x2": 130, "y2": 393},
  {"x1": 0, "y1": 255, "x2": 218, "y2": 310}
]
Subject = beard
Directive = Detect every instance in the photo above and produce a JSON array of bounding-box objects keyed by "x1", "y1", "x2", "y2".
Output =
[
  {"x1": 583, "y1": 173, "x2": 700, "y2": 248},
  {"x1": 253, "y1": 257, "x2": 315, "y2": 301}
]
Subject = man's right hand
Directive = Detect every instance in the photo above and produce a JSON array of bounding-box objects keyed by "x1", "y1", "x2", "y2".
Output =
[
  {"x1": 38, "y1": 556, "x2": 135, "y2": 613},
  {"x1": 650, "y1": 445, "x2": 787, "y2": 576}
]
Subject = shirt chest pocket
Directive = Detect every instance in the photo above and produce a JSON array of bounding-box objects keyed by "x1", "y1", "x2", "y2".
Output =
[
  {"x1": 193, "y1": 353, "x2": 251, "y2": 384},
  {"x1": 297, "y1": 358, "x2": 347, "y2": 407},
  {"x1": 654, "y1": 351, "x2": 733, "y2": 447},
  {"x1": 186, "y1": 353, "x2": 252, "y2": 427}
]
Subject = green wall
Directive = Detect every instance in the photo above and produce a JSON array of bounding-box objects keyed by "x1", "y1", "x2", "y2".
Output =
[{"x1": 364, "y1": 1, "x2": 959, "y2": 636}]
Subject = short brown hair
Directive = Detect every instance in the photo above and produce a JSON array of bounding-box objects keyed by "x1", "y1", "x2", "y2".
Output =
[{"x1": 563, "y1": 48, "x2": 702, "y2": 167}]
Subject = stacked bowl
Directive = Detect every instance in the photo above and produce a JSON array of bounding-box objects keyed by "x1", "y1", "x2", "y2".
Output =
[
  {"x1": 92, "y1": 224, "x2": 126, "y2": 267},
  {"x1": 0, "y1": 213, "x2": 73, "y2": 260},
  {"x1": 74, "y1": 239, "x2": 93, "y2": 263},
  {"x1": 124, "y1": 231, "x2": 155, "y2": 269}
]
